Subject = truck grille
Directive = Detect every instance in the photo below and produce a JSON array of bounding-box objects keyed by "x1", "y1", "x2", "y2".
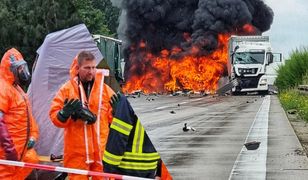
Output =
[{"x1": 238, "y1": 75, "x2": 262, "y2": 89}]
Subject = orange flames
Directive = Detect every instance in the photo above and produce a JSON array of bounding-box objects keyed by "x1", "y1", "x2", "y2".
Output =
[
  {"x1": 123, "y1": 34, "x2": 230, "y2": 94},
  {"x1": 242, "y1": 24, "x2": 257, "y2": 34}
]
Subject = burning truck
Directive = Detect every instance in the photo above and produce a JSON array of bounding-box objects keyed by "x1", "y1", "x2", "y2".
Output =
[{"x1": 107, "y1": 0, "x2": 275, "y2": 94}]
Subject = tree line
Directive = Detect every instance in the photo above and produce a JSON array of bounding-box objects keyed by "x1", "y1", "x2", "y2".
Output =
[{"x1": 0, "y1": 0, "x2": 120, "y2": 67}]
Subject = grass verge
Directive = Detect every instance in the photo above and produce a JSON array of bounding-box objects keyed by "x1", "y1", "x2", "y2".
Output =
[
  {"x1": 277, "y1": 47, "x2": 308, "y2": 122},
  {"x1": 279, "y1": 90, "x2": 308, "y2": 122}
]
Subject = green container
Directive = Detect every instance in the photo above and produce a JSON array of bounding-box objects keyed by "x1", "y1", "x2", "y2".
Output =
[{"x1": 94, "y1": 35, "x2": 124, "y2": 92}]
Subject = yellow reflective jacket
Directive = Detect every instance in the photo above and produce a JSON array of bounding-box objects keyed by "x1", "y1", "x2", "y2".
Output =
[{"x1": 103, "y1": 95, "x2": 160, "y2": 178}]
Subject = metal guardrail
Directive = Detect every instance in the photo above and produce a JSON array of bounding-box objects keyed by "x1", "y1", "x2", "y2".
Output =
[{"x1": 298, "y1": 85, "x2": 308, "y2": 95}]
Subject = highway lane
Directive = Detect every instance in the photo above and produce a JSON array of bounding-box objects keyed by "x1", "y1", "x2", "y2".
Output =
[{"x1": 128, "y1": 94, "x2": 308, "y2": 179}]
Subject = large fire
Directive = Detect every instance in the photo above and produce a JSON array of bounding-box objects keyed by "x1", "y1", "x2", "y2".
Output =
[
  {"x1": 123, "y1": 23, "x2": 256, "y2": 94},
  {"x1": 123, "y1": 34, "x2": 229, "y2": 94}
]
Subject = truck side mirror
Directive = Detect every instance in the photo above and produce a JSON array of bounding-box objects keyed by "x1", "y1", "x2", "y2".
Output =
[
  {"x1": 270, "y1": 54, "x2": 274, "y2": 64},
  {"x1": 266, "y1": 53, "x2": 273, "y2": 65}
]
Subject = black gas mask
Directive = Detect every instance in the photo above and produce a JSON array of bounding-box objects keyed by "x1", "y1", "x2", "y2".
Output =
[{"x1": 11, "y1": 60, "x2": 31, "y2": 87}]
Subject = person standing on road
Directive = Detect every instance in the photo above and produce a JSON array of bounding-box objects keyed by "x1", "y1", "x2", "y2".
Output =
[
  {"x1": 49, "y1": 51, "x2": 114, "y2": 180},
  {"x1": 0, "y1": 48, "x2": 39, "y2": 179}
]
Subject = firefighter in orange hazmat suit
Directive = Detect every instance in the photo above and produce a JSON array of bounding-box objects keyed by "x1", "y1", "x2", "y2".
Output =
[
  {"x1": 49, "y1": 51, "x2": 114, "y2": 180},
  {"x1": 0, "y1": 48, "x2": 39, "y2": 179}
]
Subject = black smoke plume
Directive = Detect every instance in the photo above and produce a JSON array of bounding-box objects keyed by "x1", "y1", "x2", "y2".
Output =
[{"x1": 112, "y1": 0, "x2": 274, "y2": 58}]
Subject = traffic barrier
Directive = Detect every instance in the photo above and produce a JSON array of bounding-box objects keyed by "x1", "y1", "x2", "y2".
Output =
[
  {"x1": 298, "y1": 85, "x2": 308, "y2": 95},
  {"x1": 0, "y1": 159, "x2": 153, "y2": 180}
]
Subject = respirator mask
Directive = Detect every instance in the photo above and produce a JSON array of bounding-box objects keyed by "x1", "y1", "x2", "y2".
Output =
[{"x1": 11, "y1": 59, "x2": 31, "y2": 87}]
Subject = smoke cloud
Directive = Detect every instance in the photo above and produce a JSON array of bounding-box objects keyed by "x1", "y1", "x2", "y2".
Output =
[
  {"x1": 113, "y1": 0, "x2": 274, "y2": 58},
  {"x1": 112, "y1": 0, "x2": 274, "y2": 93}
]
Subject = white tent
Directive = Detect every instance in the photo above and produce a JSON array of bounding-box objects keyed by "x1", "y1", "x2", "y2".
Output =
[{"x1": 28, "y1": 24, "x2": 103, "y2": 157}]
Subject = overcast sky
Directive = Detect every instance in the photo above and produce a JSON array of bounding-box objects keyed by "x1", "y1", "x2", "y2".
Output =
[{"x1": 263, "y1": 0, "x2": 308, "y2": 58}]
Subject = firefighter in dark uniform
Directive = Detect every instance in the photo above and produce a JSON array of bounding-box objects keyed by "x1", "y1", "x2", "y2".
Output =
[{"x1": 103, "y1": 94, "x2": 161, "y2": 178}]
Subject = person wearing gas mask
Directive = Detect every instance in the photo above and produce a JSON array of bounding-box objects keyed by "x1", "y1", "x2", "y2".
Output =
[
  {"x1": 49, "y1": 51, "x2": 115, "y2": 180},
  {"x1": 0, "y1": 48, "x2": 39, "y2": 179}
]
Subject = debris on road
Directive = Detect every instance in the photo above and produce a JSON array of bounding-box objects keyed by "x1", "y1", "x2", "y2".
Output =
[
  {"x1": 148, "y1": 92, "x2": 158, "y2": 96},
  {"x1": 126, "y1": 95, "x2": 136, "y2": 98},
  {"x1": 244, "y1": 141, "x2": 260, "y2": 150},
  {"x1": 146, "y1": 97, "x2": 155, "y2": 101},
  {"x1": 246, "y1": 100, "x2": 255, "y2": 103},
  {"x1": 183, "y1": 123, "x2": 196, "y2": 132},
  {"x1": 171, "y1": 91, "x2": 183, "y2": 96},
  {"x1": 131, "y1": 90, "x2": 142, "y2": 95},
  {"x1": 170, "y1": 110, "x2": 176, "y2": 114},
  {"x1": 216, "y1": 79, "x2": 238, "y2": 96}
]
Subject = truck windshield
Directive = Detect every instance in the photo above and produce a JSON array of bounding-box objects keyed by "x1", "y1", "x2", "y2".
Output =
[{"x1": 234, "y1": 52, "x2": 265, "y2": 64}]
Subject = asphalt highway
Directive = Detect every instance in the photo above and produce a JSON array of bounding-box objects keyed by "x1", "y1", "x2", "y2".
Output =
[{"x1": 128, "y1": 94, "x2": 308, "y2": 179}]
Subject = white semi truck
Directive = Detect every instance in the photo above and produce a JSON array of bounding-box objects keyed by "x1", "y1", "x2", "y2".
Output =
[{"x1": 226, "y1": 35, "x2": 284, "y2": 95}]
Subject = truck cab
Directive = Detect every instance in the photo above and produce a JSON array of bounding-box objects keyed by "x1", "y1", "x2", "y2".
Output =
[{"x1": 227, "y1": 36, "x2": 284, "y2": 94}]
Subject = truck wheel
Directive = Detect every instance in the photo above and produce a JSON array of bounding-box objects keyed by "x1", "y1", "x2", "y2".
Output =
[
  {"x1": 258, "y1": 90, "x2": 268, "y2": 95},
  {"x1": 231, "y1": 91, "x2": 240, "y2": 96}
]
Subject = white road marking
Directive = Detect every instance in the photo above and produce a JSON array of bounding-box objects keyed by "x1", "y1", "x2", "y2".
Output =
[
  {"x1": 155, "y1": 106, "x2": 169, "y2": 110},
  {"x1": 228, "y1": 96, "x2": 270, "y2": 180},
  {"x1": 179, "y1": 101, "x2": 188, "y2": 105},
  {"x1": 190, "y1": 98, "x2": 203, "y2": 102}
]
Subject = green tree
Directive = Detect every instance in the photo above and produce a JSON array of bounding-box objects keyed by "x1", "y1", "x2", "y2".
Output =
[
  {"x1": 91, "y1": 0, "x2": 120, "y2": 36},
  {"x1": 276, "y1": 48, "x2": 308, "y2": 91},
  {"x1": 0, "y1": 0, "x2": 120, "y2": 67},
  {"x1": 0, "y1": 0, "x2": 81, "y2": 67},
  {"x1": 72, "y1": 0, "x2": 111, "y2": 35}
]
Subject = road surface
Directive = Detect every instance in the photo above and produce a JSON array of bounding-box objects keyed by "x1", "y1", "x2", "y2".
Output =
[{"x1": 128, "y1": 94, "x2": 308, "y2": 179}]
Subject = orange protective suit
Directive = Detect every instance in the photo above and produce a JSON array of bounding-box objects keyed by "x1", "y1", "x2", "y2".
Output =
[
  {"x1": 161, "y1": 161, "x2": 173, "y2": 180},
  {"x1": 0, "y1": 48, "x2": 39, "y2": 180},
  {"x1": 49, "y1": 57, "x2": 114, "y2": 180}
]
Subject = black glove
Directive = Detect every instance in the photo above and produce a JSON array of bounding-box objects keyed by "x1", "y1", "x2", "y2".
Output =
[
  {"x1": 110, "y1": 92, "x2": 122, "y2": 115},
  {"x1": 75, "y1": 107, "x2": 97, "y2": 125},
  {"x1": 57, "y1": 99, "x2": 81, "y2": 122}
]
